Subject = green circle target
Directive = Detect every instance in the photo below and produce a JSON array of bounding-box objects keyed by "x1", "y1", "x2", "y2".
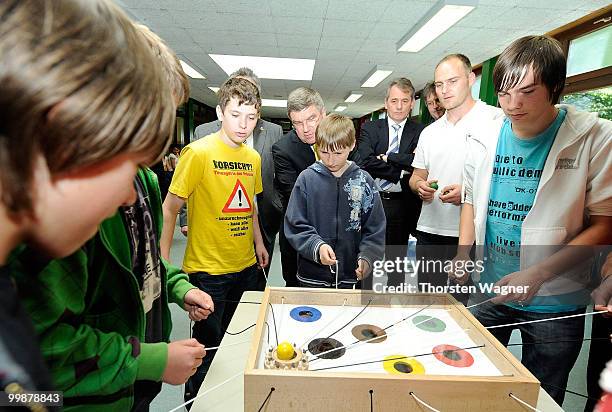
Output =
[{"x1": 412, "y1": 315, "x2": 446, "y2": 332}]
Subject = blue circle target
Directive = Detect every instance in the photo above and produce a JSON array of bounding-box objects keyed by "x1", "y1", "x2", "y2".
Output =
[{"x1": 289, "y1": 306, "x2": 322, "y2": 322}]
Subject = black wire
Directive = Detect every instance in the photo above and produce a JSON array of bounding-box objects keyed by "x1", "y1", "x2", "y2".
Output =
[
  {"x1": 224, "y1": 323, "x2": 256, "y2": 335},
  {"x1": 268, "y1": 302, "x2": 279, "y2": 346},
  {"x1": 310, "y1": 344, "x2": 485, "y2": 372},
  {"x1": 369, "y1": 389, "x2": 374, "y2": 412},
  {"x1": 535, "y1": 383, "x2": 598, "y2": 401},
  {"x1": 325, "y1": 298, "x2": 373, "y2": 340},
  {"x1": 257, "y1": 387, "x2": 275, "y2": 412},
  {"x1": 265, "y1": 321, "x2": 270, "y2": 346}
]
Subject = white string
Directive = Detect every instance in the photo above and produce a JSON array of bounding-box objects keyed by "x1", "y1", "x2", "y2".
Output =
[
  {"x1": 278, "y1": 297, "x2": 285, "y2": 343},
  {"x1": 410, "y1": 392, "x2": 441, "y2": 412},
  {"x1": 486, "y1": 310, "x2": 607, "y2": 329},
  {"x1": 509, "y1": 393, "x2": 541, "y2": 412},
  {"x1": 261, "y1": 265, "x2": 269, "y2": 284},
  {"x1": 298, "y1": 299, "x2": 348, "y2": 350},
  {"x1": 465, "y1": 296, "x2": 496, "y2": 310},
  {"x1": 205, "y1": 339, "x2": 251, "y2": 351},
  {"x1": 168, "y1": 371, "x2": 242, "y2": 412}
]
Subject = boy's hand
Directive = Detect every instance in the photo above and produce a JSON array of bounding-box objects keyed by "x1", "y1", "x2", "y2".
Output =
[
  {"x1": 255, "y1": 242, "x2": 269, "y2": 268},
  {"x1": 163, "y1": 339, "x2": 206, "y2": 385},
  {"x1": 355, "y1": 259, "x2": 370, "y2": 280},
  {"x1": 416, "y1": 180, "x2": 437, "y2": 201},
  {"x1": 593, "y1": 252, "x2": 612, "y2": 317},
  {"x1": 446, "y1": 254, "x2": 472, "y2": 285},
  {"x1": 439, "y1": 184, "x2": 461, "y2": 205},
  {"x1": 319, "y1": 244, "x2": 337, "y2": 265},
  {"x1": 183, "y1": 289, "x2": 214, "y2": 321},
  {"x1": 180, "y1": 225, "x2": 188, "y2": 237}
]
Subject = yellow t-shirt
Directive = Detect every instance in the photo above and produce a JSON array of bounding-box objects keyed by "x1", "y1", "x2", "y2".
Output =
[{"x1": 169, "y1": 132, "x2": 263, "y2": 274}]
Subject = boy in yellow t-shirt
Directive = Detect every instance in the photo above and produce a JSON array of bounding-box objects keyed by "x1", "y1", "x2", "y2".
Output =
[{"x1": 160, "y1": 77, "x2": 268, "y2": 404}]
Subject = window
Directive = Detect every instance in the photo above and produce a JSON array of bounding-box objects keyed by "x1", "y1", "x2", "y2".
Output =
[
  {"x1": 561, "y1": 85, "x2": 612, "y2": 120},
  {"x1": 412, "y1": 98, "x2": 421, "y2": 117},
  {"x1": 567, "y1": 24, "x2": 612, "y2": 77}
]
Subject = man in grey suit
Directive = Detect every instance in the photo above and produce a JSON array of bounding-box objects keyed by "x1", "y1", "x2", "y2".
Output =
[{"x1": 180, "y1": 68, "x2": 283, "y2": 289}]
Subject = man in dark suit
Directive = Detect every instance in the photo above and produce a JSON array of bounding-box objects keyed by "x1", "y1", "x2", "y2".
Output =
[
  {"x1": 355, "y1": 78, "x2": 424, "y2": 286},
  {"x1": 181, "y1": 67, "x2": 283, "y2": 290},
  {"x1": 272, "y1": 87, "x2": 325, "y2": 287}
]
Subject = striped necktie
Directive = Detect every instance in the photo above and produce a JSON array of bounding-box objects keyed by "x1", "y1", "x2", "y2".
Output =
[{"x1": 380, "y1": 123, "x2": 401, "y2": 191}]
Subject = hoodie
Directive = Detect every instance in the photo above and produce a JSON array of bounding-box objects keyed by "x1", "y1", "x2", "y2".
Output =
[{"x1": 284, "y1": 161, "x2": 386, "y2": 287}]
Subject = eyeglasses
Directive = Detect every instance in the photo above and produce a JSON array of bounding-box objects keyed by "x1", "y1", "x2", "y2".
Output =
[{"x1": 291, "y1": 114, "x2": 320, "y2": 130}]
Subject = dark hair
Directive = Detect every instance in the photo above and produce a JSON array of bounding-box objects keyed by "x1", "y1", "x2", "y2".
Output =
[
  {"x1": 493, "y1": 35, "x2": 566, "y2": 103},
  {"x1": 217, "y1": 77, "x2": 261, "y2": 112},
  {"x1": 230, "y1": 67, "x2": 261, "y2": 95},
  {"x1": 422, "y1": 82, "x2": 437, "y2": 99},
  {"x1": 436, "y1": 54, "x2": 472, "y2": 74}
]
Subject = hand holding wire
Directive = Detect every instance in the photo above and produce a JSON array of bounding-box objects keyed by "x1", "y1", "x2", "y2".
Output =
[{"x1": 319, "y1": 244, "x2": 337, "y2": 265}]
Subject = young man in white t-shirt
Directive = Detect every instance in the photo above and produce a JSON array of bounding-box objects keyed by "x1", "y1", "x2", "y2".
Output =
[{"x1": 409, "y1": 54, "x2": 502, "y2": 300}]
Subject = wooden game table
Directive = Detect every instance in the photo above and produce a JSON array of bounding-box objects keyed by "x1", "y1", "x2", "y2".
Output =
[{"x1": 192, "y1": 291, "x2": 563, "y2": 412}]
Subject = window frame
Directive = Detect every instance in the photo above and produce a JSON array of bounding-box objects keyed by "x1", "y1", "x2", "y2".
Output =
[{"x1": 551, "y1": 6, "x2": 612, "y2": 95}]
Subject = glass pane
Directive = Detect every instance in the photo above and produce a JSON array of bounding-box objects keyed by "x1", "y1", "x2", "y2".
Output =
[
  {"x1": 471, "y1": 75, "x2": 482, "y2": 100},
  {"x1": 175, "y1": 116, "x2": 185, "y2": 145},
  {"x1": 567, "y1": 25, "x2": 612, "y2": 77},
  {"x1": 561, "y1": 86, "x2": 612, "y2": 121},
  {"x1": 412, "y1": 98, "x2": 421, "y2": 117}
]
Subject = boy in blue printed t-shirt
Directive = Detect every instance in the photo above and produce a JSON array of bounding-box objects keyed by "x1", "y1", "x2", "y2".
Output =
[{"x1": 450, "y1": 35, "x2": 611, "y2": 404}]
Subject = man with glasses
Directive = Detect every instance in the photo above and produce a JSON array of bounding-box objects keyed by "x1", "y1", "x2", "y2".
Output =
[
  {"x1": 356, "y1": 78, "x2": 424, "y2": 287},
  {"x1": 423, "y1": 81, "x2": 445, "y2": 121},
  {"x1": 409, "y1": 54, "x2": 502, "y2": 301},
  {"x1": 272, "y1": 87, "x2": 326, "y2": 287}
]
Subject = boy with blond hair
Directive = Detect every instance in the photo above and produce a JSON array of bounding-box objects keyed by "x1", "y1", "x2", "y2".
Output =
[
  {"x1": 0, "y1": 0, "x2": 175, "y2": 408},
  {"x1": 285, "y1": 114, "x2": 386, "y2": 288},
  {"x1": 161, "y1": 77, "x2": 268, "y2": 402},
  {"x1": 10, "y1": 20, "x2": 216, "y2": 411}
]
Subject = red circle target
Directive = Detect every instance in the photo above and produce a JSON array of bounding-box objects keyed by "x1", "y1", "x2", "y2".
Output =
[{"x1": 432, "y1": 344, "x2": 474, "y2": 367}]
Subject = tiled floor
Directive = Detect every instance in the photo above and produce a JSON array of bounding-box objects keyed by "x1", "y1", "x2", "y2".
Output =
[{"x1": 151, "y1": 221, "x2": 593, "y2": 412}]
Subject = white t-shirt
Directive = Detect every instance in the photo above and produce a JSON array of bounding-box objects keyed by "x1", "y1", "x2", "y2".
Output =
[{"x1": 412, "y1": 100, "x2": 503, "y2": 237}]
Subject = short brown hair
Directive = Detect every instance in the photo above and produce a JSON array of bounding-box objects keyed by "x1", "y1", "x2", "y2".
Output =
[
  {"x1": 386, "y1": 78, "x2": 415, "y2": 100},
  {"x1": 217, "y1": 77, "x2": 261, "y2": 112},
  {"x1": 316, "y1": 114, "x2": 355, "y2": 151},
  {"x1": 493, "y1": 35, "x2": 566, "y2": 104},
  {"x1": 135, "y1": 23, "x2": 190, "y2": 105},
  {"x1": 436, "y1": 54, "x2": 472, "y2": 74}
]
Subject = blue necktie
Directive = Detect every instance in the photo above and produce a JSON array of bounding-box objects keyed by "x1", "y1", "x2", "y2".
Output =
[{"x1": 380, "y1": 123, "x2": 401, "y2": 191}]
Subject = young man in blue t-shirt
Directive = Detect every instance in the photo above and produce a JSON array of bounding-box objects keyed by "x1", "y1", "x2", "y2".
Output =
[{"x1": 450, "y1": 35, "x2": 611, "y2": 404}]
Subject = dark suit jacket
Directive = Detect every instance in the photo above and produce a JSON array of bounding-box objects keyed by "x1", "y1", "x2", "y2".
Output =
[
  {"x1": 271, "y1": 130, "x2": 316, "y2": 212},
  {"x1": 355, "y1": 118, "x2": 425, "y2": 234},
  {"x1": 182, "y1": 119, "x2": 283, "y2": 245},
  {"x1": 354, "y1": 118, "x2": 425, "y2": 185}
]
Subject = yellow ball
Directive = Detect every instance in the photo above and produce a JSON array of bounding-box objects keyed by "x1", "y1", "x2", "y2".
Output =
[{"x1": 276, "y1": 341, "x2": 295, "y2": 360}]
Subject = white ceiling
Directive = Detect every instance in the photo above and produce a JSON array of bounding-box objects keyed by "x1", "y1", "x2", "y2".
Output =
[{"x1": 117, "y1": 0, "x2": 607, "y2": 119}]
